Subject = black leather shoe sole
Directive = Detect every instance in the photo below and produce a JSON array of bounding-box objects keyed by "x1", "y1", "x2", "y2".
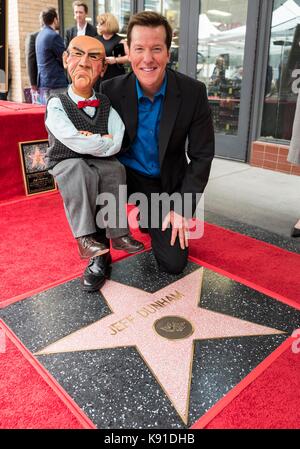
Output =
[{"x1": 81, "y1": 253, "x2": 112, "y2": 292}]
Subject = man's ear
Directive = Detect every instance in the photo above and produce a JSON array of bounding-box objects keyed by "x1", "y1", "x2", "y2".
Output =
[{"x1": 62, "y1": 51, "x2": 68, "y2": 69}]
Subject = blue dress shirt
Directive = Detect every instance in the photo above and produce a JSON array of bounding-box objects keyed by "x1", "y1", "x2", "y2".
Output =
[{"x1": 119, "y1": 77, "x2": 167, "y2": 177}]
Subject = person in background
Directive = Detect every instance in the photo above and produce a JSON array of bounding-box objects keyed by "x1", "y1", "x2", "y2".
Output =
[
  {"x1": 35, "y1": 7, "x2": 68, "y2": 104},
  {"x1": 96, "y1": 13, "x2": 129, "y2": 83},
  {"x1": 210, "y1": 55, "x2": 226, "y2": 85},
  {"x1": 65, "y1": 1, "x2": 98, "y2": 49},
  {"x1": 232, "y1": 66, "x2": 243, "y2": 81},
  {"x1": 288, "y1": 91, "x2": 300, "y2": 237},
  {"x1": 101, "y1": 12, "x2": 214, "y2": 275},
  {"x1": 25, "y1": 30, "x2": 39, "y2": 93},
  {"x1": 0, "y1": 62, "x2": 11, "y2": 101},
  {"x1": 45, "y1": 36, "x2": 144, "y2": 292},
  {"x1": 25, "y1": 14, "x2": 43, "y2": 102}
]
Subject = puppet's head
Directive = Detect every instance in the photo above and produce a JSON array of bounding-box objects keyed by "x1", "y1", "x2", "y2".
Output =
[{"x1": 63, "y1": 35, "x2": 107, "y2": 97}]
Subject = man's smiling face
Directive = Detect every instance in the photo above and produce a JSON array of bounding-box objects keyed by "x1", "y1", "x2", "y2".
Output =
[{"x1": 128, "y1": 25, "x2": 170, "y2": 98}]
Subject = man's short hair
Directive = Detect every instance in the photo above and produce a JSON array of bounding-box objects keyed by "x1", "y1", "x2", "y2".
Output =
[
  {"x1": 97, "y1": 13, "x2": 119, "y2": 34},
  {"x1": 127, "y1": 11, "x2": 173, "y2": 50},
  {"x1": 41, "y1": 7, "x2": 57, "y2": 26},
  {"x1": 72, "y1": 1, "x2": 88, "y2": 13}
]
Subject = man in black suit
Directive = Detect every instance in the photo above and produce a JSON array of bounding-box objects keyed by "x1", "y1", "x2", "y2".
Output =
[
  {"x1": 65, "y1": 1, "x2": 97, "y2": 49},
  {"x1": 25, "y1": 31, "x2": 39, "y2": 92},
  {"x1": 101, "y1": 11, "x2": 215, "y2": 276}
]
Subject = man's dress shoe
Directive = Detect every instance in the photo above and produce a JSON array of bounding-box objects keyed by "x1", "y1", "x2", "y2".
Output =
[
  {"x1": 81, "y1": 253, "x2": 112, "y2": 292},
  {"x1": 111, "y1": 235, "x2": 145, "y2": 253},
  {"x1": 77, "y1": 235, "x2": 109, "y2": 259}
]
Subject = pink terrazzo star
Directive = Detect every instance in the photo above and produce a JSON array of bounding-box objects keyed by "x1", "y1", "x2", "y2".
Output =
[{"x1": 36, "y1": 268, "x2": 284, "y2": 423}]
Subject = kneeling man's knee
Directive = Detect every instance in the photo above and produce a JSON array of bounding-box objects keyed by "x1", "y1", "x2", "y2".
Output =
[{"x1": 158, "y1": 252, "x2": 188, "y2": 275}]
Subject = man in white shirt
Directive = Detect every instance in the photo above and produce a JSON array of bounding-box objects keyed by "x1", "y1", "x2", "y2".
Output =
[
  {"x1": 46, "y1": 36, "x2": 144, "y2": 292},
  {"x1": 65, "y1": 1, "x2": 98, "y2": 49}
]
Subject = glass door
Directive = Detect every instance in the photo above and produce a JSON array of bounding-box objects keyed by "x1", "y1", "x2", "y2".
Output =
[
  {"x1": 143, "y1": 0, "x2": 181, "y2": 70},
  {"x1": 196, "y1": 0, "x2": 259, "y2": 160}
]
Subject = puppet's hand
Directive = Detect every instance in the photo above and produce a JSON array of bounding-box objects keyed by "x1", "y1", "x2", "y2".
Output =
[{"x1": 79, "y1": 130, "x2": 93, "y2": 137}]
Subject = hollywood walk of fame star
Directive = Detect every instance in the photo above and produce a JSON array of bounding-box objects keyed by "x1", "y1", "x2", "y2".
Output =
[
  {"x1": 36, "y1": 268, "x2": 284, "y2": 424},
  {"x1": 29, "y1": 147, "x2": 46, "y2": 169}
]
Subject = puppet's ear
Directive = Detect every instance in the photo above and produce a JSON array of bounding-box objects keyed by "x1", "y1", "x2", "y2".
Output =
[
  {"x1": 100, "y1": 60, "x2": 108, "y2": 78},
  {"x1": 62, "y1": 51, "x2": 68, "y2": 69}
]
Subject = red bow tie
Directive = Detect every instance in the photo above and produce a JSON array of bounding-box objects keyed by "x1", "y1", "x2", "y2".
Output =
[{"x1": 77, "y1": 99, "x2": 100, "y2": 109}]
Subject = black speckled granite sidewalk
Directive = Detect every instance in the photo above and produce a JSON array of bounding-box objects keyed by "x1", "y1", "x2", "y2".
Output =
[{"x1": 1, "y1": 251, "x2": 299, "y2": 429}]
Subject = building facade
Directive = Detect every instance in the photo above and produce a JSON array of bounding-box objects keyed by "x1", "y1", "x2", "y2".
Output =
[{"x1": 6, "y1": 0, "x2": 300, "y2": 176}]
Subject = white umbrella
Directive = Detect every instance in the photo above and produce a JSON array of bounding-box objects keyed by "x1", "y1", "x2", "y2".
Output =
[
  {"x1": 272, "y1": 0, "x2": 300, "y2": 31},
  {"x1": 198, "y1": 14, "x2": 221, "y2": 41}
]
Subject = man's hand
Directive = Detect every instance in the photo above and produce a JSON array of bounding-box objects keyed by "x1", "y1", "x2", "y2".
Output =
[{"x1": 162, "y1": 211, "x2": 189, "y2": 250}]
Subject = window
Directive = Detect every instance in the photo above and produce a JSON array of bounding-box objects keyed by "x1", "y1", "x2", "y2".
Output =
[
  {"x1": 197, "y1": 0, "x2": 248, "y2": 136},
  {"x1": 260, "y1": 0, "x2": 300, "y2": 141},
  {"x1": 144, "y1": 0, "x2": 181, "y2": 71},
  {"x1": 96, "y1": 0, "x2": 131, "y2": 35}
]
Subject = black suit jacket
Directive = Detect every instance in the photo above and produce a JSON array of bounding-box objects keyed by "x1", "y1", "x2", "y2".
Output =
[
  {"x1": 65, "y1": 22, "x2": 98, "y2": 49},
  {"x1": 101, "y1": 69, "x2": 215, "y2": 212},
  {"x1": 25, "y1": 31, "x2": 39, "y2": 86}
]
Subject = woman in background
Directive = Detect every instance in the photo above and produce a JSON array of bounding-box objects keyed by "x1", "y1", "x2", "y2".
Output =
[{"x1": 96, "y1": 13, "x2": 129, "y2": 83}]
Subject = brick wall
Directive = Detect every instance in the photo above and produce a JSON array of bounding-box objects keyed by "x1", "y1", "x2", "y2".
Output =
[
  {"x1": 250, "y1": 141, "x2": 300, "y2": 176},
  {"x1": 8, "y1": 0, "x2": 58, "y2": 102}
]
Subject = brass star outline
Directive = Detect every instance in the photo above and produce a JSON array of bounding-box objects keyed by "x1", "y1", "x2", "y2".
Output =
[{"x1": 36, "y1": 268, "x2": 285, "y2": 424}]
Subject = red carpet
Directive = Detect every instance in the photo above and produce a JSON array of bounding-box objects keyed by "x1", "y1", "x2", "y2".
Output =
[
  {"x1": 192, "y1": 338, "x2": 300, "y2": 429},
  {"x1": 1, "y1": 193, "x2": 299, "y2": 309},
  {"x1": 0, "y1": 193, "x2": 151, "y2": 307},
  {"x1": 0, "y1": 192, "x2": 300, "y2": 428},
  {"x1": 0, "y1": 319, "x2": 95, "y2": 429},
  {"x1": 0, "y1": 101, "x2": 47, "y2": 202}
]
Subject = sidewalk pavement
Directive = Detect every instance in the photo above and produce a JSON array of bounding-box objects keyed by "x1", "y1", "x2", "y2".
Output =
[{"x1": 203, "y1": 158, "x2": 300, "y2": 253}]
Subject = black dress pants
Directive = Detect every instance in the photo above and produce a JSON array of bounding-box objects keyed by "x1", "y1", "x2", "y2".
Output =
[{"x1": 125, "y1": 166, "x2": 188, "y2": 274}]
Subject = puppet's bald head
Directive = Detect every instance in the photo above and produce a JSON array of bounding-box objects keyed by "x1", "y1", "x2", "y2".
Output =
[{"x1": 63, "y1": 35, "x2": 106, "y2": 97}]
